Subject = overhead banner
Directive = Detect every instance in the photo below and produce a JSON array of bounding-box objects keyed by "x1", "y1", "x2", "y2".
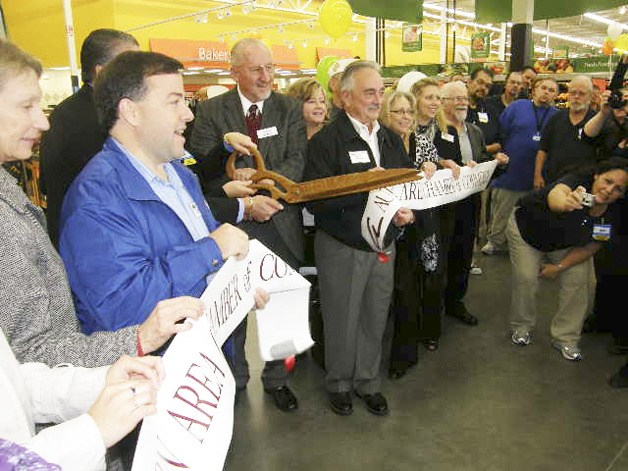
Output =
[
  {"x1": 132, "y1": 240, "x2": 312, "y2": 470},
  {"x1": 361, "y1": 161, "x2": 497, "y2": 252}
]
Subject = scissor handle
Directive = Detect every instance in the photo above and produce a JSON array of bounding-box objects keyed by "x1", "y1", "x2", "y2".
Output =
[
  {"x1": 251, "y1": 182, "x2": 289, "y2": 201},
  {"x1": 225, "y1": 148, "x2": 296, "y2": 197}
]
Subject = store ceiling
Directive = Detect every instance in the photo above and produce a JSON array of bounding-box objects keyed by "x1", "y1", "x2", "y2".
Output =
[
  {"x1": 427, "y1": 0, "x2": 628, "y2": 57},
  {"x1": 128, "y1": 0, "x2": 628, "y2": 62}
]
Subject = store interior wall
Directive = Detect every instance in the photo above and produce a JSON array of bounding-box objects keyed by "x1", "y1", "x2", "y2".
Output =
[{"x1": 2, "y1": 0, "x2": 477, "y2": 106}]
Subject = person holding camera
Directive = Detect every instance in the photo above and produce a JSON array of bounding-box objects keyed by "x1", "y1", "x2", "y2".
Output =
[
  {"x1": 583, "y1": 55, "x2": 628, "y2": 160},
  {"x1": 506, "y1": 158, "x2": 628, "y2": 361}
]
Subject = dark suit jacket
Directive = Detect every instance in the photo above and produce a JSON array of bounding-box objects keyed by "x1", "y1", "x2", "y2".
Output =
[
  {"x1": 305, "y1": 112, "x2": 414, "y2": 251},
  {"x1": 188, "y1": 88, "x2": 307, "y2": 262},
  {"x1": 39, "y1": 84, "x2": 105, "y2": 247}
]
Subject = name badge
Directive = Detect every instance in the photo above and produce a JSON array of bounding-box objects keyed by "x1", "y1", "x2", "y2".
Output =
[
  {"x1": 478, "y1": 112, "x2": 489, "y2": 123},
  {"x1": 349, "y1": 150, "x2": 371, "y2": 164},
  {"x1": 532, "y1": 132, "x2": 541, "y2": 142},
  {"x1": 592, "y1": 223, "x2": 611, "y2": 241},
  {"x1": 257, "y1": 126, "x2": 278, "y2": 139},
  {"x1": 441, "y1": 133, "x2": 454, "y2": 143}
]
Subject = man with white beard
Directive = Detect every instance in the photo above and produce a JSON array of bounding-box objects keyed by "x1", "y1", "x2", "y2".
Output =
[
  {"x1": 434, "y1": 81, "x2": 508, "y2": 326},
  {"x1": 533, "y1": 75, "x2": 600, "y2": 189}
]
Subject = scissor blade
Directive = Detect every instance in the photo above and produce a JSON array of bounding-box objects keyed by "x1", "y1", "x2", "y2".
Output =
[{"x1": 284, "y1": 168, "x2": 420, "y2": 203}]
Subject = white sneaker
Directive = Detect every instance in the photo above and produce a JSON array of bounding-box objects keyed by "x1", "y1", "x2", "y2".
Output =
[
  {"x1": 470, "y1": 261, "x2": 483, "y2": 275},
  {"x1": 551, "y1": 340, "x2": 582, "y2": 361},
  {"x1": 511, "y1": 330, "x2": 531, "y2": 346},
  {"x1": 481, "y1": 242, "x2": 497, "y2": 255}
]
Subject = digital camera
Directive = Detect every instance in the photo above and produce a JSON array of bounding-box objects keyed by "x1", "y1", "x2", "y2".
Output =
[
  {"x1": 608, "y1": 89, "x2": 627, "y2": 110},
  {"x1": 581, "y1": 192, "x2": 596, "y2": 208}
]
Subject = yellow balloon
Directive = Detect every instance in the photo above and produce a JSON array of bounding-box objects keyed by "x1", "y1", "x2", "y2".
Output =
[
  {"x1": 319, "y1": 0, "x2": 353, "y2": 39},
  {"x1": 615, "y1": 33, "x2": 628, "y2": 52}
]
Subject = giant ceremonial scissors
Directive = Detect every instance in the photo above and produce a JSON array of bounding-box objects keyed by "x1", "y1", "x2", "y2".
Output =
[{"x1": 226, "y1": 149, "x2": 420, "y2": 204}]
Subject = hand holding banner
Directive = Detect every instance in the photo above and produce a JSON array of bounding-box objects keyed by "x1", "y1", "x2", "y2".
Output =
[{"x1": 133, "y1": 240, "x2": 313, "y2": 470}]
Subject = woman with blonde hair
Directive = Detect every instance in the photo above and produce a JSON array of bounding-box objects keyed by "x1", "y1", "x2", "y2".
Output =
[
  {"x1": 388, "y1": 78, "x2": 462, "y2": 379},
  {"x1": 285, "y1": 77, "x2": 328, "y2": 140},
  {"x1": 379, "y1": 89, "x2": 416, "y2": 153}
]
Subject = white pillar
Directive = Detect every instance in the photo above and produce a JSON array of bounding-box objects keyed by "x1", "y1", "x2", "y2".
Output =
[
  {"x1": 365, "y1": 17, "x2": 376, "y2": 61},
  {"x1": 499, "y1": 23, "x2": 507, "y2": 61},
  {"x1": 440, "y1": 9, "x2": 447, "y2": 64},
  {"x1": 62, "y1": 0, "x2": 80, "y2": 91}
]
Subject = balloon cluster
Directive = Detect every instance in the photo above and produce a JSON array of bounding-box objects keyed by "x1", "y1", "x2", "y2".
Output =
[
  {"x1": 602, "y1": 38, "x2": 615, "y2": 56},
  {"x1": 316, "y1": 55, "x2": 340, "y2": 97},
  {"x1": 616, "y1": 33, "x2": 628, "y2": 54},
  {"x1": 605, "y1": 23, "x2": 628, "y2": 55},
  {"x1": 319, "y1": 0, "x2": 353, "y2": 39}
]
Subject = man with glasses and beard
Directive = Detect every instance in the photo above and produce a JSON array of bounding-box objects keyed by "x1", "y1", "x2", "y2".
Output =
[
  {"x1": 534, "y1": 76, "x2": 601, "y2": 189},
  {"x1": 435, "y1": 81, "x2": 508, "y2": 326}
]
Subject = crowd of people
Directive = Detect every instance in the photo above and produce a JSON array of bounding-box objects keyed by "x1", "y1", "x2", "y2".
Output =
[{"x1": 0, "y1": 27, "x2": 627, "y2": 470}]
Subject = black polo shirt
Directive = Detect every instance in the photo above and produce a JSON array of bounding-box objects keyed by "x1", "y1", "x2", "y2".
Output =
[
  {"x1": 515, "y1": 174, "x2": 612, "y2": 252},
  {"x1": 539, "y1": 108, "x2": 599, "y2": 183},
  {"x1": 466, "y1": 97, "x2": 501, "y2": 147}
]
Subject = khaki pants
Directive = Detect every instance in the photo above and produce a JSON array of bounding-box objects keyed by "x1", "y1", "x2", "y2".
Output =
[
  {"x1": 487, "y1": 188, "x2": 528, "y2": 250},
  {"x1": 507, "y1": 212, "x2": 591, "y2": 345}
]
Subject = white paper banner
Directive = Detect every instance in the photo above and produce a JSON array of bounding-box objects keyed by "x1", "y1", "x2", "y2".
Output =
[
  {"x1": 132, "y1": 239, "x2": 313, "y2": 471},
  {"x1": 361, "y1": 160, "x2": 497, "y2": 252}
]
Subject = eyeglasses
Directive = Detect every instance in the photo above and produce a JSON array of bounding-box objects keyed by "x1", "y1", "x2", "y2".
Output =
[
  {"x1": 442, "y1": 96, "x2": 469, "y2": 103},
  {"x1": 248, "y1": 64, "x2": 275, "y2": 75},
  {"x1": 390, "y1": 109, "x2": 414, "y2": 116}
]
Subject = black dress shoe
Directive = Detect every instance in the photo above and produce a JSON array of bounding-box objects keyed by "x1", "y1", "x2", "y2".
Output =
[
  {"x1": 328, "y1": 392, "x2": 353, "y2": 416},
  {"x1": 388, "y1": 368, "x2": 407, "y2": 380},
  {"x1": 355, "y1": 392, "x2": 389, "y2": 416},
  {"x1": 447, "y1": 305, "x2": 478, "y2": 326},
  {"x1": 264, "y1": 386, "x2": 298, "y2": 412}
]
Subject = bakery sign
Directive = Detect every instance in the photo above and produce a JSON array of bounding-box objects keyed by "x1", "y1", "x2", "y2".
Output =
[{"x1": 149, "y1": 38, "x2": 231, "y2": 69}]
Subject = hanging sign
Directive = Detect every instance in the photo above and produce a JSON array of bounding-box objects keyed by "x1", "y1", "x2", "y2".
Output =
[
  {"x1": 470, "y1": 32, "x2": 491, "y2": 60},
  {"x1": 402, "y1": 24, "x2": 423, "y2": 52}
]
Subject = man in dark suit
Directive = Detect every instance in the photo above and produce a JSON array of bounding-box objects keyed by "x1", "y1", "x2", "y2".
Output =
[
  {"x1": 39, "y1": 29, "x2": 139, "y2": 247},
  {"x1": 434, "y1": 81, "x2": 508, "y2": 326},
  {"x1": 188, "y1": 38, "x2": 306, "y2": 412}
]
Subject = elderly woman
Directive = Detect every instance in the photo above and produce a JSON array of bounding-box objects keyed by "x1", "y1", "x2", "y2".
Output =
[
  {"x1": 286, "y1": 77, "x2": 328, "y2": 140},
  {"x1": 380, "y1": 89, "x2": 415, "y2": 153},
  {"x1": 508, "y1": 157, "x2": 628, "y2": 361},
  {"x1": 0, "y1": 39, "x2": 202, "y2": 470}
]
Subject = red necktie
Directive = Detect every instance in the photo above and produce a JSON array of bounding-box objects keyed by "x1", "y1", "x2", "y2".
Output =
[{"x1": 245, "y1": 104, "x2": 262, "y2": 145}]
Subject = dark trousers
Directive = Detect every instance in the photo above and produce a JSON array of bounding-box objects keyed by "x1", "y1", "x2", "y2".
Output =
[
  {"x1": 440, "y1": 194, "x2": 480, "y2": 312},
  {"x1": 227, "y1": 220, "x2": 301, "y2": 390},
  {"x1": 388, "y1": 225, "x2": 444, "y2": 373}
]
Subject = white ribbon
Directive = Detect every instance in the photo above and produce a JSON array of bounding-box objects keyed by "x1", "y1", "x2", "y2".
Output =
[
  {"x1": 132, "y1": 240, "x2": 312, "y2": 471},
  {"x1": 361, "y1": 160, "x2": 497, "y2": 252}
]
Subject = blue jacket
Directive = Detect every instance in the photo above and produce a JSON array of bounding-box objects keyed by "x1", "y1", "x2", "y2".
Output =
[{"x1": 59, "y1": 138, "x2": 224, "y2": 334}]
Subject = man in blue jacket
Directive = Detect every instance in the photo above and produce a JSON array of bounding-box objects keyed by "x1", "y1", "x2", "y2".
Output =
[{"x1": 59, "y1": 51, "x2": 249, "y2": 343}]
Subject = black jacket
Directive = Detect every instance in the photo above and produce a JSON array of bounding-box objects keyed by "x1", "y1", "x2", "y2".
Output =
[{"x1": 305, "y1": 112, "x2": 413, "y2": 251}]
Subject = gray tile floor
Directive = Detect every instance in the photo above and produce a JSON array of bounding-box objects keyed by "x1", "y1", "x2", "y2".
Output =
[{"x1": 225, "y1": 251, "x2": 628, "y2": 471}]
